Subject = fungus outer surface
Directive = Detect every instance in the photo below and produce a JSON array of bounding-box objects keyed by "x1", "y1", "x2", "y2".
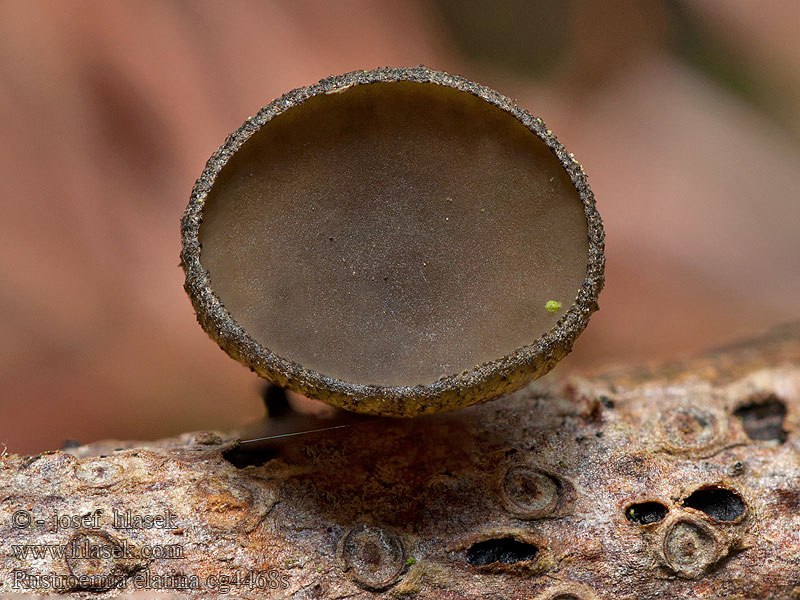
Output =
[{"x1": 182, "y1": 67, "x2": 605, "y2": 415}]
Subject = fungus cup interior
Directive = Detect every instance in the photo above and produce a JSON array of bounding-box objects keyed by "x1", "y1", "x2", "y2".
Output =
[{"x1": 199, "y1": 81, "x2": 589, "y2": 387}]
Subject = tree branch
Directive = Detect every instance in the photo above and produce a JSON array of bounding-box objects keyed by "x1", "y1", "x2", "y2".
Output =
[{"x1": 2, "y1": 323, "x2": 800, "y2": 599}]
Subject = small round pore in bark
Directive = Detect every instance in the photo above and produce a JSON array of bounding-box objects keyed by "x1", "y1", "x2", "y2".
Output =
[{"x1": 199, "y1": 81, "x2": 587, "y2": 386}]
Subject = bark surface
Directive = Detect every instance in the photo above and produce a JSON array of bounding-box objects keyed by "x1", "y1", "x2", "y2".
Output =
[{"x1": 3, "y1": 324, "x2": 800, "y2": 599}]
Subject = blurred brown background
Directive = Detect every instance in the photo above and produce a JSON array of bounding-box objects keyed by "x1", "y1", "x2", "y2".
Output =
[{"x1": 1, "y1": 0, "x2": 798, "y2": 455}]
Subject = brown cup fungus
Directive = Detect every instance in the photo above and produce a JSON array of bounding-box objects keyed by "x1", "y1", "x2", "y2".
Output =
[{"x1": 181, "y1": 67, "x2": 604, "y2": 417}]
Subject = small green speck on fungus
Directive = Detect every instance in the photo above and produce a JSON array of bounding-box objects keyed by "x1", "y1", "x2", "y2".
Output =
[{"x1": 545, "y1": 300, "x2": 562, "y2": 313}]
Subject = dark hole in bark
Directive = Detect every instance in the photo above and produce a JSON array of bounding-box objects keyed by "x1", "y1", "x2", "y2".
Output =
[
  {"x1": 599, "y1": 396, "x2": 615, "y2": 409},
  {"x1": 625, "y1": 501, "x2": 668, "y2": 525},
  {"x1": 466, "y1": 538, "x2": 538, "y2": 566},
  {"x1": 734, "y1": 395, "x2": 787, "y2": 443},
  {"x1": 683, "y1": 486, "x2": 746, "y2": 521},
  {"x1": 20, "y1": 456, "x2": 40, "y2": 469},
  {"x1": 222, "y1": 444, "x2": 279, "y2": 469}
]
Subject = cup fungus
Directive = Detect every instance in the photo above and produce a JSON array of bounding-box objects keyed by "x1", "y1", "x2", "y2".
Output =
[{"x1": 181, "y1": 67, "x2": 604, "y2": 417}]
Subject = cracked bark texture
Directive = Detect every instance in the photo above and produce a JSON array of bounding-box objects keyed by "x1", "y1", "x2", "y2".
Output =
[{"x1": 2, "y1": 323, "x2": 800, "y2": 600}]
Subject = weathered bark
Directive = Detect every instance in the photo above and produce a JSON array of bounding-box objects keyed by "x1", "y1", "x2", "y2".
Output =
[{"x1": 2, "y1": 323, "x2": 800, "y2": 599}]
